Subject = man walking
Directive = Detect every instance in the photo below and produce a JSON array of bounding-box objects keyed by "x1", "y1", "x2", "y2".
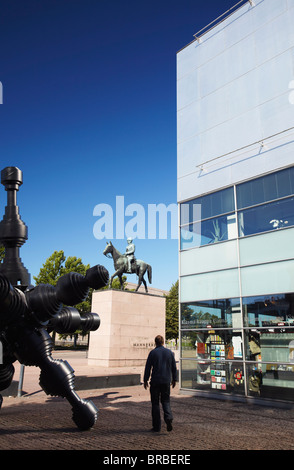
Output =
[{"x1": 144, "y1": 335, "x2": 177, "y2": 432}]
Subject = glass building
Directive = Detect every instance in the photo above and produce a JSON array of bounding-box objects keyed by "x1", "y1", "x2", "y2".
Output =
[{"x1": 177, "y1": 0, "x2": 294, "y2": 403}]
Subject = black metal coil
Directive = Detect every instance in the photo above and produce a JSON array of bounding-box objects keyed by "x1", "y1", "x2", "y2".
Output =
[
  {"x1": 48, "y1": 306, "x2": 100, "y2": 334},
  {"x1": 25, "y1": 284, "x2": 63, "y2": 324},
  {"x1": 0, "y1": 363, "x2": 15, "y2": 391},
  {"x1": 0, "y1": 272, "x2": 27, "y2": 327},
  {"x1": 56, "y1": 272, "x2": 89, "y2": 306}
]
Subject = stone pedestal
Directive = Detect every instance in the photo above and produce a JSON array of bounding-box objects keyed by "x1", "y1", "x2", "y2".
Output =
[{"x1": 88, "y1": 289, "x2": 166, "y2": 367}]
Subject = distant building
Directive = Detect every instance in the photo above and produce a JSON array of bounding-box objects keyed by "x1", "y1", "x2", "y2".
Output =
[
  {"x1": 126, "y1": 282, "x2": 168, "y2": 297},
  {"x1": 177, "y1": 0, "x2": 294, "y2": 403}
]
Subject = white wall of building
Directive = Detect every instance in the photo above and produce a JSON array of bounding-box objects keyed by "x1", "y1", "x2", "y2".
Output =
[{"x1": 177, "y1": 0, "x2": 294, "y2": 203}]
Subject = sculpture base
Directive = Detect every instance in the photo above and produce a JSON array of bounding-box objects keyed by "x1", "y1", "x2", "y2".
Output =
[{"x1": 88, "y1": 289, "x2": 166, "y2": 367}]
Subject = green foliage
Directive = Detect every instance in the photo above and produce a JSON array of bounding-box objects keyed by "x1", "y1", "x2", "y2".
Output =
[
  {"x1": 34, "y1": 250, "x2": 91, "y2": 342},
  {"x1": 112, "y1": 275, "x2": 127, "y2": 290},
  {"x1": 165, "y1": 280, "x2": 179, "y2": 343},
  {"x1": 100, "y1": 275, "x2": 128, "y2": 290},
  {"x1": 0, "y1": 244, "x2": 4, "y2": 263},
  {"x1": 34, "y1": 250, "x2": 89, "y2": 286}
]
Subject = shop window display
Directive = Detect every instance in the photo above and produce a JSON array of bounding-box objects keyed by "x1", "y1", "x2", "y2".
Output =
[
  {"x1": 244, "y1": 328, "x2": 294, "y2": 400},
  {"x1": 180, "y1": 292, "x2": 294, "y2": 401},
  {"x1": 181, "y1": 329, "x2": 244, "y2": 395},
  {"x1": 243, "y1": 293, "x2": 294, "y2": 400}
]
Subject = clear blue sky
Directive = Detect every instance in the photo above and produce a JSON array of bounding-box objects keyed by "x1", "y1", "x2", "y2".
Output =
[{"x1": 0, "y1": 0, "x2": 239, "y2": 291}]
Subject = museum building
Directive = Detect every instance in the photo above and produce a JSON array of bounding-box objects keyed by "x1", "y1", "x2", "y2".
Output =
[{"x1": 177, "y1": 0, "x2": 294, "y2": 403}]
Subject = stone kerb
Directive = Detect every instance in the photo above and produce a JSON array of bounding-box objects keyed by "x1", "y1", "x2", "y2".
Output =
[{"x1": 88, "y1": 289, "x2": 166, "y2": 367}]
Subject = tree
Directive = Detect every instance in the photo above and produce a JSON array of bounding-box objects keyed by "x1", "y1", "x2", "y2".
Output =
[
  {"x1": 165, "y1": 280, "x2": 179, "y2": 344},
  {"x1": 101, "y1": 275, "x2": 128, "y2": 291},
  {"x1": 34, "y1": 250, "x2": 92, "y2": 346},
  {"x1": 0, "y1": 244, "x2": 4, "y2": 263}
]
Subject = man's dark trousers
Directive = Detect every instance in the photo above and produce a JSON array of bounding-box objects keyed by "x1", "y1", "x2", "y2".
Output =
[{"x1": 150, "y1": 382, "x2": 173, "y2": 431}]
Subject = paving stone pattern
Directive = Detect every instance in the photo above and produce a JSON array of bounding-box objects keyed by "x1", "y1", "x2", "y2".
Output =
[{"x1": 0, "y1": 385, "x2": 294, "y2": 451}]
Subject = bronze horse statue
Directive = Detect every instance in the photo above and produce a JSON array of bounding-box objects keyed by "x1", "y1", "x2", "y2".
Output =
[{"x1": 103, "y1": 241, "x2": 152, "y2": 292}]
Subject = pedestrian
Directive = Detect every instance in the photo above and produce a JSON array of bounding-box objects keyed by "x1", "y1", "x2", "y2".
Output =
[{"x1": 143, "y1": 335, "x2": 177, "y2": 432}]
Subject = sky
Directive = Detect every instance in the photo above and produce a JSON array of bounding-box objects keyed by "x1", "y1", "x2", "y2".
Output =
[{"x1": 0, "y1": 0, "x2": 240, "y2": 291}]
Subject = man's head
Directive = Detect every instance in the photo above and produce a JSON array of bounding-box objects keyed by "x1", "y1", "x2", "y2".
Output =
[{"x1": 155, "y1": 335, "x2": 164, "y2": 347}]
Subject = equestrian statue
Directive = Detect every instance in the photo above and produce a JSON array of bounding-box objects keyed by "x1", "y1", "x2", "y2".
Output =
[{"x1": 103, "y1": 239, "x2": 152, "y2": 293}]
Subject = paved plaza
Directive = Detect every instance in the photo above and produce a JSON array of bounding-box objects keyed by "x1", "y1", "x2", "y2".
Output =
[{"x1": 0, "y1": 351, "x2": 293, "y2": 458}]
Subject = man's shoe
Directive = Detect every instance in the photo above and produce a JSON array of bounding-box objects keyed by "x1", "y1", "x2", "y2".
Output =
[
  {"x1": 166, "y1": 419, "x2": 173, "y2": 432},
  {"x1": 150, "y1": 427, "x2": 160, "y2": 433}
]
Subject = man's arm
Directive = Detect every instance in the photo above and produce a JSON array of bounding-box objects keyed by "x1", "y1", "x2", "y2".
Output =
[
  {"x1": 143, "y1": 352, "x2": 152, "y2": 389},
  {"x1": 171, "y1": 351, "x2": 177, "y2": 388}
]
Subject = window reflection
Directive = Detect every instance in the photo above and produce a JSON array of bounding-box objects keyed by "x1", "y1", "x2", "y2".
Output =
[
  {"x1": 180, "y1": 187, "x2": 234, "y2": 225},
  {"x1": 236, "y1": 166, "x2": 294, "y2": 210},
  {"x1": 181, "y1": 299, "x2": 241, "y2": 329},
  {"x1": 243, "y1": 293, "x2": 294, "y2": 327},
  {"x1": 238, "y1": 197, "x2": 294, "y2": 237},
  {"x1": 180, "y1": 166, "x2": 294, "y2": 251},
  {"x1": 180, "y1": 214, "x2": 237, "y2": 249},
  {"x1": 181, "y1": 359, "x2": 245, "y2": 394},
  {"x1": 244, "y1": 326, "x2": 294, "y2": 400},
  {"x1": 244, "y1": 328, "x2": 294, "y2": 363}
]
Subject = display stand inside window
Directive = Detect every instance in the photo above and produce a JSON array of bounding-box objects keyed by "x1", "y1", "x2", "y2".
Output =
[
  {"x1": 195, "y1": 341, "x2": 210, "y2": 386},
  {"x1": 209, "y1": 335, "x2": 227, "y2": 391}
]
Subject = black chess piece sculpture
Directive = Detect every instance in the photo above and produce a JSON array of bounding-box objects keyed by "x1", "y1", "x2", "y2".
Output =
[{"x1": 0, "y1": 167, "x2": 109, "y2": 430}]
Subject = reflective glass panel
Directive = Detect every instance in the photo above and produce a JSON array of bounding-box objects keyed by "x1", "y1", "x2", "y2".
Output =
[
  {"x1": 246, "y1": 362, "x2": 294, "y2": 401},
  {"x1": 180, "y1": 187, "x2": 234, "y2": 225},
  {"x1": 180, "y1": 222, "x2": 201, "y2": 250},
  {"x1": 181, "y1": 329, "x2": 243, "y2": 360},
  {"x1": 181, "y1": 359, "x2": 245, "y2": 395},
  {"x1": 238, "y1": 196, "x2": 294, "y2": 237},
  {"x1": 181, "y1": 299, "x2": 241, "y2": 329},
  {"x1": 201, "y1": 214, "x2": 237, "y2": 245},
  {"x1": 243, "y1": 293, "x2": 294, "y2": 327},
  {"x1": 180, "y1": 213, "x2": 237, "y2": 249},
  {"x1": 236, "y1": 166, "x2": 294, "y2": 209},
  {"x1": 244, "y1": 328, "x2": 294, "y2": 363}
]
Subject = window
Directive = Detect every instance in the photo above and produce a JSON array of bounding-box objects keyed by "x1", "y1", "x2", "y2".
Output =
[
  {"x1": 180, "y1": 293, "x2": 294, "y2": 401},
  {"x1": 243, "y1": 293, "x2": 294, "y2": 328},
  {"x1": 180, "y1": 187, "x2": 234, "y2": 225},
  {"x1": 236, "y1": 167, "x2": 294, "y2": 209},
  {"x1": 179, "y1": 166, "x2": 294, "y2": 250},
  {"x1": 181, "y1": 298, "x2": 241, "y2": 329},
  {"x1": 237, "y1": 167, "x2": 294, "y2": 238},
  {"x1": 181, "y1": 329, "x2": 244, "y2": 394},
  {"x1": 180, "y1": 187, "x2": 236, "y2": 249},
  {"x1": 238, "y1": 197, "x2": 294, "y2": 236}
]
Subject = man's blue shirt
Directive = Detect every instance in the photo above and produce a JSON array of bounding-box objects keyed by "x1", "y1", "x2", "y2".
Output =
[{"x1": 144, "y1": 346, "x2": 177, "y2": 385}]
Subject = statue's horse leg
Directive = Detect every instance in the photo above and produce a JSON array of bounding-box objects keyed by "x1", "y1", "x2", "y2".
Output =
[
  {"x1": 109, "y1": 264, "x2": 125, "y2": 289},
  {"x1": 141, "y1": 276, "x2": 148, "y2": 293},
  {"x1": 118, "y1": 274, "x2": 124, "y2": 290},
  {"x1": 135, "y1": 265, "x2": 148, "y2": 293}
]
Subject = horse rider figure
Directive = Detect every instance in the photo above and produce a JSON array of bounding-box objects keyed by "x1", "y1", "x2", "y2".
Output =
[{"x1": 125, "y1": 237, "x2": 136, "y2": 273}]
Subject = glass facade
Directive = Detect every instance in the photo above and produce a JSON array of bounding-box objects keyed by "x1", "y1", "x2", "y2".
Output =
[
  {"x1": 180, "y1": 166, "x2": 294, "y2": 250},
  {"x1": 181, "y1": 294, "x2": 294, "y2": 401},
  {"x1": 179, "y1": 167, "x2": 294, "y2": 403}
]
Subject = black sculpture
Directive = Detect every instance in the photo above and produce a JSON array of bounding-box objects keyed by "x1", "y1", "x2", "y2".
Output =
[{"x1": 0, "y1": 167, "x2": 109, "y2": 430}]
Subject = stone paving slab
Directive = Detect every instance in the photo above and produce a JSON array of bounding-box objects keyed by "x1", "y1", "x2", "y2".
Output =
[
  {"x1": 0, "y1": 351, "x2": 294, "y2": 458},
  {"x1": 1, "y1": 383, "x2": 294, "y2": 453}
]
